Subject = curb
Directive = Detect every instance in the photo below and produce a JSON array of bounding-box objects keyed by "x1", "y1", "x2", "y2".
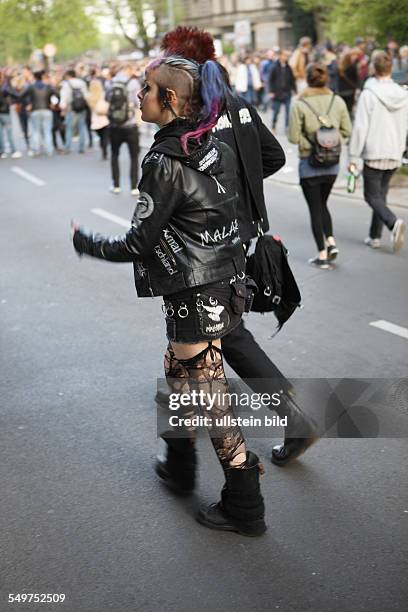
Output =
[{"x1": 267, "y1": 177, "x2": 408, "y2": 210}]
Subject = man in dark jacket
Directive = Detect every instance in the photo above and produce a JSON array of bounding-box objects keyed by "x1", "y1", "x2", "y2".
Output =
[
  {"x1": 160, "y1": 27, "x2": 318, "y2": 466},
  {"x1": 26, "y1": 71, "x2": 54, "y2": 156},
  {"x1": 269, "y1": 49, "x2": 297, "y2": 133}
]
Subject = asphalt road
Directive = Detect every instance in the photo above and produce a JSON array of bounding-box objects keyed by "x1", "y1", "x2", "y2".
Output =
[{"x1": 1, "y1": 131, "x2": 408, "y2": 612}]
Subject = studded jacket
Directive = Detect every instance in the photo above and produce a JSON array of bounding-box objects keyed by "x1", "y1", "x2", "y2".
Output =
[{"x1": 73, "y1": 120, "x2": 246, "y2": 297}]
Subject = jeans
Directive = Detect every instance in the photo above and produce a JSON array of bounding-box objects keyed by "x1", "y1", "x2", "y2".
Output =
[
  {"x1": 272, "y1": 96, "x2": 291, "y2": 129},
  {"x1": 64, "y1": 110, "x2": 87, "y2": 152},
  {"x1": 240, "y1": 87, "x2": 257, "y2": 106},
  {"x1": 363, "y1": 165, "x2": 397, "y2": 238},
  {"x1": 300, "y1": 175, "x2": 337, "y2": 251},
  {"x1": 0, "y1": 113, "x2": 17, "y2": 153},
  {"x1": 110, "y1": 125, "x2": 139, "y2": 189},
  {"x1": 30, "y1": 109, "x2": 53, "y2": 155}
]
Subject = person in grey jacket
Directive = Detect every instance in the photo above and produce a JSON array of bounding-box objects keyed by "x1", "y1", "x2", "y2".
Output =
[
  {"x1": 59, "y1": 70, "x2": 88, "y2": 154},
  {"x1": 349, "y1": 51, "x2": 408, "y2": 252}
]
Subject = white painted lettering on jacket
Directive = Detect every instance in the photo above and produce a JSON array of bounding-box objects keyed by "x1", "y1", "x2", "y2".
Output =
[{"x1": 200, "y1": 219, "x2": 239, "y2": 246}]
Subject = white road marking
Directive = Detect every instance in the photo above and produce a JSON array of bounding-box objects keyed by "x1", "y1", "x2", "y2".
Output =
[
  {"x1": 281, "y1": 166, "x2": 294, "y2": 174},
  {"x1": 91, "y1": 208, "x2": 130, "y2": 228},
  {"x1": 369, "y1": 320, "x2": 408, "y2": 340},
  {"x1": 11, "y1": 166, "x2": 45, "y2": 186}
]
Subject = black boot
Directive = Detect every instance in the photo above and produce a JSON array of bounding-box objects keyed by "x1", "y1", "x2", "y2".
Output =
[
  {"x1": 271, "y1": 391, "x2": 319, "y2": 467},
  {"x1": 155, "y1": 432, "x2": 197, "y2": 495},
  {"x1": 197, "y1": 451, "x2": 267, "y2": 537}
]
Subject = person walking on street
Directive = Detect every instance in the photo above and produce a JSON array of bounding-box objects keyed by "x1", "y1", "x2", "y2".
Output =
[
  {"x1": 336, "y1": 49, "x2": 360, "y2": 116},
  {"x1": 87, "y1": 78, "x2": 109, "y2": 160},
  {"x1": 235, "y1": 56, "x2": 262, "y2": 106},
  {"x1": 0, "y1": 72, "x2": 23, "y2": 159},
  {"x1": 161, "y1": 26, "x2": 319, "y2": 467},
  {"x1": 107, "y1": 64, "x2": 140, "y2": 195},
  {"x1": 59, "y1": 69, "x2": 88, "y2": 154},
  {"x1": 288, "y1": 62, "x2": 351, "y2": 267},
  {"x1": 72, "y1": 55, "x2": 267, "y2": 537},
  {"x1": 268, "y1": 49, "x2": 296, "y2": 133},
  {"x1": 25, "y1": 71, "x2": 55, "y2": 157},
  {"x1": 289, "y1": 37, "x2": 312, "y2": 93},
  {"x1": 349, "y1": 51, "x2": 408, "y2": 252}
]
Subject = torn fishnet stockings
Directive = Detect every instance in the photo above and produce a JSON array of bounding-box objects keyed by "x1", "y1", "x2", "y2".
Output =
[{"x1": 165, "y1": 342, "x2": 247, "y2": 469}]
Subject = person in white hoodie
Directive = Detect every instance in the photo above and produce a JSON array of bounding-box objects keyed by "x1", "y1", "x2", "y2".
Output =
[{"x1": 349, "y1": 51, "x2": 408, "y2": 252}]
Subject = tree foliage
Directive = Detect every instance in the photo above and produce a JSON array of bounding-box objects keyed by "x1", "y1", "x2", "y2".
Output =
[
  {"x1": 295, "y1": 0, "x2": 408, "y2": 44},
  {"x1": 0, "y1": 0, "x2": 99, "y2": 64}
]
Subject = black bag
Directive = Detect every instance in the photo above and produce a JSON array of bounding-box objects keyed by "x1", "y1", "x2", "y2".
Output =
[
  {"x1": 108, "y1": 82, "x2": 129, "y2": 126},
  {"x1": 301, "y1": 93, "x2": 341, "y2": 168},
  {"x1": 246, "y1": 234, "x2": 301, "y2": 331},
  {"x1": 0, "y1": 90, "x2": 10, "y2": 114},
  {"x1": 70, "y1": 85, "x2": 87, "y2": 113}
]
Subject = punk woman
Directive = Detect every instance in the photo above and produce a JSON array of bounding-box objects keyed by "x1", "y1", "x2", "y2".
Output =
[{"x1": 71, "y1": 56, "x2": 267, "y2": 537}]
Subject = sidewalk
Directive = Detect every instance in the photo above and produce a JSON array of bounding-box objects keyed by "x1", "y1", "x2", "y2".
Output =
[{"x1": 259, "y1": 109, "x2": 408, "y2": 209}]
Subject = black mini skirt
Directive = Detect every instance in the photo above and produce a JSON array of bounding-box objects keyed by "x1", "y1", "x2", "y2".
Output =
[{"x1": 162, "y1": 277, "x2": 247, "y2": 344}]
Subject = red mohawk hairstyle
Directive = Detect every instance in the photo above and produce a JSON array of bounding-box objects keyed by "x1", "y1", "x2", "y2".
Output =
[{"x1": 161, "y1": 26, "x2": 216, "y2": 64}]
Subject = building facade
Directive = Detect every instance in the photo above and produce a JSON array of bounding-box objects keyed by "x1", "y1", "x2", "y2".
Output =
[{"x1": 181, "y1": 0, "x2": 293, "y2": 50}]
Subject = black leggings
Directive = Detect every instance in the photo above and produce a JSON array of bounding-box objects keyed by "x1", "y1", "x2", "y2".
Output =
[
  {"x1": 110, "y1": 126, "x2": 139, "y2": 189},
  {"x1": 95, "y1": 127, "x2": 109, "y2": 159},
  {"x1": 300, "y1": 175, "x2": 337, "y2": 251}
]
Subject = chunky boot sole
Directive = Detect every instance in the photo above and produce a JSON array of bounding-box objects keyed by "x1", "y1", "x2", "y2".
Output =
[
  {"x1": 271, "y1": 435, "x2": 319, "y2": 467},
  {"x1": 155, "y1": 459, "x2": 195, "y2": 496},
  {"x1": 196, "y1": 504, "x2": 267, "y2": 537}
]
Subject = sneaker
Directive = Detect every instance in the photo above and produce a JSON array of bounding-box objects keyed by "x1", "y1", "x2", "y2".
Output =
[
  {"x1": 0, "y1": 153, "x2": 8, "y2": 159},
  {"x1": 364, "y1": 237, "x2": 381, "y2": 249},
  {"x1": 11, "y1": 151, "x2": 23, "y2": 159},
  {"x1": 327, "y1": 244, "x2": 339, "y2": 261},
  {"x1": 391, "y1": 218, "x2": 406, "y2": 253},
  {"x1": 131, "y1": 188, "x2": 140, "y2": 196},
  {"x1": 308, "y1": 256, "x2": 330, "y2": 269},
  {"x1": 109, "y1": 186, "x2": 121, "y2": 194}
]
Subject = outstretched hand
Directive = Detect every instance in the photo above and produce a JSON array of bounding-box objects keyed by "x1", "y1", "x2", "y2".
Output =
[{"x1": 70, "y1": 219, "x2": 80, "y2": 239}]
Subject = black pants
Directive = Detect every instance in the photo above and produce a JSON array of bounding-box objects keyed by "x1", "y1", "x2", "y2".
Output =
[
  {"x1": 222, "y1": 319, "x2": 291, "y2": 396},
  {"x1": 95, "y1": 127, "x2": 109, "y2": 159},
  {"x1": 300, "y1": 175, "x2": 337, "y2": 251},
  {"x1": 363, "y1": 165, "x2": 397, "y2": 239},
  {"x1": 110, "y1": 126, "x2": 139, "y2": 189}
]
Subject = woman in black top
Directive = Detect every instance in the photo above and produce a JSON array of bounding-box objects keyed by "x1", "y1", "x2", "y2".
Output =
[{"x1": 71, "y1": 56, "x2": 266, "y2": 537}]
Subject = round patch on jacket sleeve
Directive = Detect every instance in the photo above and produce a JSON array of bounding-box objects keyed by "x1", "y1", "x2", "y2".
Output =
[{"x1": 132, "y1": 192, "x2": 154, "y2": 226}]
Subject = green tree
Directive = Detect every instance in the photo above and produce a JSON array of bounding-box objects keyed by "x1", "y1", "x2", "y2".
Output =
[
  {"x1": 281, "y1": 0, "x2": 317, "y2": 44},
  {"x1": 0, "y1": 0, "x2": 99, "y2": 64},
  {"x1": 295, "y1": 0, "x2": 408, "y2": 45}
]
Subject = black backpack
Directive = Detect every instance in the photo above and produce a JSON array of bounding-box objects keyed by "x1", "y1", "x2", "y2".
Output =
[
  {"x1": 246, "y1": 235, "x2": 301, "y2": 331},
  {"x1": 70, "y1": 84, "x2": 87, "y2": 113},
  {"x1": 300, "y1": 93, "x2": 341, "y2": 168},
  {"x1": 108, "y1": 82, "x2": 129, "y2": 126}
]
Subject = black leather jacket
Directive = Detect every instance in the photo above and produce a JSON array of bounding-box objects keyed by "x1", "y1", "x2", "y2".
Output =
[{"x1": 73, "y1": 121, "x2": 246, "y2": 297}]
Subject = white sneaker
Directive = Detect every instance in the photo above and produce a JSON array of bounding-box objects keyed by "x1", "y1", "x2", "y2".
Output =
[
  {"x1": 11, "y1": 151, "x2": 23, "y2": 159},
  {"x1": 364, "y1": 237, "x2": 381, "y2": 249},
  {"x1": 131, "y1": 188, "x2": 140, "y2": 196},
  {"x1": 391, "y1": 219, "x2": 406, "y2": 253},
  {"x1": 0, "y1": 153, "x2": 8, "y2": 159},
  {"x1": 109, "y1": 186, "x2": 121, "y2": 194}
]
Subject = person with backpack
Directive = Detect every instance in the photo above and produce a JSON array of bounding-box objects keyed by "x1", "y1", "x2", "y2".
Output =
[
  {"x1": 288, "y1": 62, "x2": 351, "y2": 268},
  {"x1": 59, "y1": 69, "x2": 88, "y2": 154},
  {"x1": 106, "y1": 64, "x2": 140, "y2": 195}
]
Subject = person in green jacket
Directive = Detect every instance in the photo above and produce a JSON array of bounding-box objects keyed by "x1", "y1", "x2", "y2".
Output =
[{"x1": 288, "y1": 63, "x2": 352, "y2": 268}]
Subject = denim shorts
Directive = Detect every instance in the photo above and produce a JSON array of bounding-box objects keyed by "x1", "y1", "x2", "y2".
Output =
[{"x1": 162, "y1": 277, "x2": 247, "y2": 344}]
